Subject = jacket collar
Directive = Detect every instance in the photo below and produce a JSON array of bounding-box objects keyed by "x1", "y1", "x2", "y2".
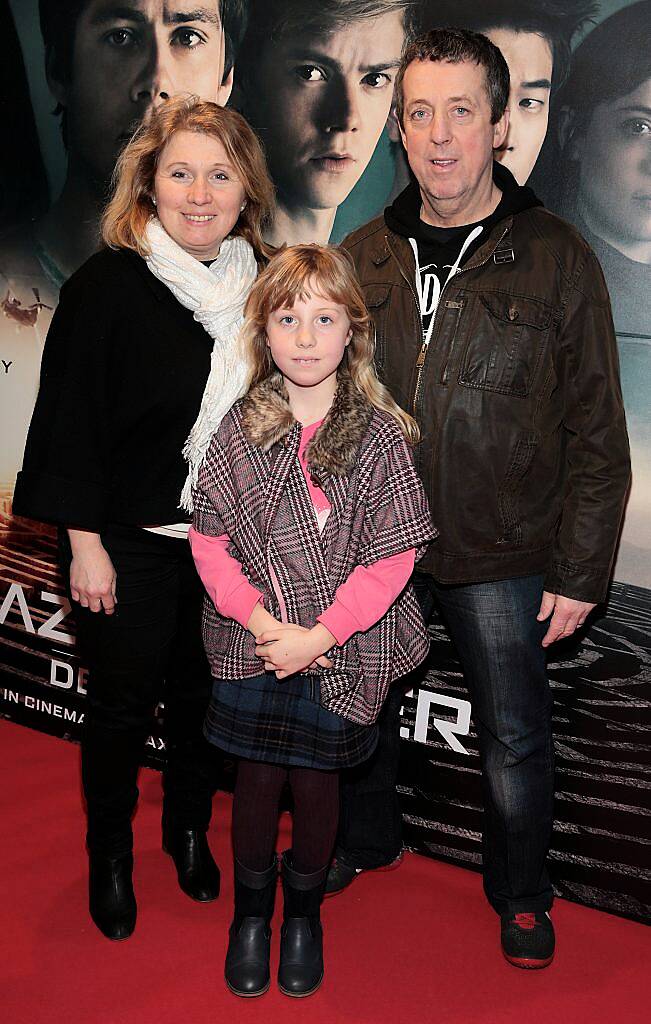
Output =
[
  {"x1": 384, "y1": 215, "x2": 516, "y2": 277},
  {"x1": 240, "y1": 370, "x2": 373, "y2": 479}
]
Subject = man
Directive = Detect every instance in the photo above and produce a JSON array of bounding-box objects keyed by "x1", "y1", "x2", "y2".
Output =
[
  {"x1": 333, "y1": 28, "x2": 630, "y2": 970},
  {"x1": 429, "y1": 0, "x2": 598, "y2": 185},
  {"x1": 1, "y1": 0, "x2": 246, "y2": 485},
  {"x1": 235, "y1": 0, "x2": 417, "y2": 245},
  {"x1": 33, "y1": 0, "x2": 246, "y2": 281},
  {"x1": 419, "y1": 0, "x2": 597, "y2": 185},
  {"x1": 383, "y1": 1, "x2": 594, "y2": 214}
]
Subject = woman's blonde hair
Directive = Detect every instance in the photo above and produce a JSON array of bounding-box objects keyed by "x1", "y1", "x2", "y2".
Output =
[
  {"x1": 101, "y1": 95, "x2": 274, "y2": 262},
  {"x1": 242, "y1": 244, "x2": 420, "y2": 443}
]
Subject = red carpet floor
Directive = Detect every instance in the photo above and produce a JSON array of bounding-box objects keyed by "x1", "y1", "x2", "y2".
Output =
[{"x1": 1, "y1": 719, "x2": 649, "y2": 1024}]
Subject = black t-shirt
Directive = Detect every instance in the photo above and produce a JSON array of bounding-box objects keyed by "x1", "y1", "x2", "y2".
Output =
[{"x1": 413, "y1": 195, "x2": 509, "y2": 342}]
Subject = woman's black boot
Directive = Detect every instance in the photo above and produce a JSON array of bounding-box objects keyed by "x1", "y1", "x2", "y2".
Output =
[
  {"x1": 82, "y1": 723, "x2": 140, "y2": 940},
  {"x1": 225, "y1": 857, "x2": 278, "y2": 997},
  {"x1": 162, "y1": 823, "x2": 220, "y2": 902},
  {"x1": 278, "y1": 851, "x2": 327, "y2": 997},
  {"x1": 162, "y1": 732, "x2": 219, "y2": 901},
  {"x1": 88, "y1": 851, "x2": 137, "y2": 940}
]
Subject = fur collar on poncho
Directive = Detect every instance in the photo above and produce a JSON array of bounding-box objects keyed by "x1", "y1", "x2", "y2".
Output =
[{"x1": 240, "y1": 371, "x2": 373, "y2": 480}]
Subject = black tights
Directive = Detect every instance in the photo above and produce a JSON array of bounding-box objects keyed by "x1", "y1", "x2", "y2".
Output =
[{"x1": 232, "y1": 759, "x2": 339, "y2": 875}]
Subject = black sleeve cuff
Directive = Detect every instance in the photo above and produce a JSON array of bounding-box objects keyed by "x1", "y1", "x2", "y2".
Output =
[{"x1": 12, "y1": 470, "x2": 108, "y2": 533}]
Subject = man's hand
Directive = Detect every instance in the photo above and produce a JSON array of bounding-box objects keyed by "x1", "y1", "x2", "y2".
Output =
[
  {"x1": 255, "y1": 623, "x2": 335, "y2": 679},
  {"x1": 537, "y1": 591, "x2": 596, "y2": 648}
]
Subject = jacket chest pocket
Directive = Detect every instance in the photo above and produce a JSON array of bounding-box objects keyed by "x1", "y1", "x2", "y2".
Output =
[{"x1": 458, "y1": 293, "x2": 554, "y2": 397}]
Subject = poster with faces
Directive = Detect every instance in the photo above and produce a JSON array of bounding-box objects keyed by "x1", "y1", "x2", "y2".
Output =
[{"x1": 1, "y1": 0, "x2": 650, "y2": 594}]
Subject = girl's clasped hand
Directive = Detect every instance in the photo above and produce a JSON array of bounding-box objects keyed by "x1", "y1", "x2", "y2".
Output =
[{"x1": 255, "y1": 623, "x2": 335, "y2": 679}]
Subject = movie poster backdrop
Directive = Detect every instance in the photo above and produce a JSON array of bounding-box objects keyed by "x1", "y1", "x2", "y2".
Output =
[{"x1": 1, "y1": 0, "x2": 649, "y2": 922}]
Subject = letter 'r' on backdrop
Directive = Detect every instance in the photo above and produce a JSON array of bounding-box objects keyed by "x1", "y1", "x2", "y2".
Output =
[{"x1": 1, "y1": 0, "x2": 649, "y2": 922}]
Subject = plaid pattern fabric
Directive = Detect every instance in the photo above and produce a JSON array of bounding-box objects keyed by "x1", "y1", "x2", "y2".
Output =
[
  {"x1": 204, "y1": 673, "x2": 377, "y2": 769},
  {"x1": 193, "y1": 396, "x2": 436, "y2": 726}
]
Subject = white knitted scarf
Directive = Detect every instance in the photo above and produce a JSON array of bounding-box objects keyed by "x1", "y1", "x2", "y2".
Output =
[{"x1": 144, "y1": 218, "x2": 257, "y2": 511}]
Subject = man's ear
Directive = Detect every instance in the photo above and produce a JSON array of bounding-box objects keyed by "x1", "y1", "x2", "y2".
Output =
[
  {"x1": 492, "y1": 107, "x2": 509, "y2": 151},
  {"x1": 557, "y1": 106, "x2": 581, "y2": 161},
  {"x1": 45, "y1": 46, "x2": 69, "y2": 107},
  {"x1": 398, "y1": 116, "x2": 408, "y2": 152},
  {"x1": 386, "y1": 104, "x2": 402, "y2": 144},
  {"x1": 218, "y1": 65, "x2": 234, "y2": 107}
]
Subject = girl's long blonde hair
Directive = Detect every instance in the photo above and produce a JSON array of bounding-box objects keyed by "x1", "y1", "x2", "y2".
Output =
[
  {"x1": 242, "y1": 244, "x2": 420, "y2": 443},
  {"x1": 101, "y1": 95, "x2": 274, "y2": 262}
]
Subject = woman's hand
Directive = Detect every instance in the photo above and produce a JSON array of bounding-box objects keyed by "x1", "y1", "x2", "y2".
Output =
[
  {"x1": 255, "y1": 623, "x2": 335, "y2": 679},
  {"x1": 68, "y1": 529, "x2": 117, "y2": 615}
]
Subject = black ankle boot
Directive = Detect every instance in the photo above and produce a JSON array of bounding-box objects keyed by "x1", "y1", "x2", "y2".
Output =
[
  {"x1": 162, "y1": 825, "x2": 220, "y2": 902},
  {"x1": 88, "y1": 851, "x2": 136, "y2": 940},
  {"x1": 225, "y1": 857, "x2": 278, "y2": 997},
  {"x1": 278, "y1": 851, "x2": 327, "y2": 998}
]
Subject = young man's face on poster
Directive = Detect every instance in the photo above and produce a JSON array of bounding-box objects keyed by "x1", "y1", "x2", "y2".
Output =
[
  {"x1": 50, "y1": 0, "x2": 231, "y2": 188},
  {"x1": 246, "y1": 11, "x2": 406, "y2": 212},
  {"x1": 485, "y1": 28, "x2": 552, "y2": 184}
]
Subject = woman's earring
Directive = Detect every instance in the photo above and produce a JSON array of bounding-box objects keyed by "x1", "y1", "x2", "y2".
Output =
[
  {"x1": 152, "y1": 196, "x2": 157, "y2": 206},
  {"x1": 240, "y1": 202, "x2": 246, "y2": 212}
]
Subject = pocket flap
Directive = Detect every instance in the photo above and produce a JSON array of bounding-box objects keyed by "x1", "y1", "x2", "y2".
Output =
[
  {"x1": 364, "y1": 284, "x2": 391, "y2": 308},
  {"x1": 478, "y1": 293, "x2": 553, "y2": 330}
]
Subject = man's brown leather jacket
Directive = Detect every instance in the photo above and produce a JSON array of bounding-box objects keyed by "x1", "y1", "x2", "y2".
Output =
[{"x1": 343, "y1": 203, "x2": 631, "y2": 603}]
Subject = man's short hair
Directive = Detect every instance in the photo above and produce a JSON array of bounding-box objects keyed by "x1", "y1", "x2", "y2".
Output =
[
  {"x1": 395, "y1": 27, "x2": 510, "y2": 126},
  {"x1": 236, "y1": 0, "x2": 418, "y2": 87},
  {"x1": 422, "y1": 0, "x2": 598, "y2": 91},
  {"x1": 221, "y1": 0, "x2": 249, "y2": 79},
  {"x1": 38, "y1": 0, "x2": 248, "y2": 84}
]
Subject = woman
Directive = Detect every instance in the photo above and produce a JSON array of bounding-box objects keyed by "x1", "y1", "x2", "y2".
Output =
[
  {"x1": 551, "y1": 0, "x2": 651, "y2": 338},
  {"x1": 13, "y1": 96, "x2": 274, "y2": 941},
  {"x1": 548, "y1": 0, "x2": 651, "y2": 586}
]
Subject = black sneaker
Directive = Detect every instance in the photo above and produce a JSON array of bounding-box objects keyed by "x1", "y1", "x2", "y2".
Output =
[
  {"x1": 324, "y1": 852, "x2": 403, "y2": 898},
  {"x1": 501, "y1": 911, "x2": 555, "y2": 969}
]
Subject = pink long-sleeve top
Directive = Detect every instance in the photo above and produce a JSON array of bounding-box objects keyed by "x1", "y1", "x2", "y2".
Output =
[{"x1": 189, "y1": 420, "x2": 415, "y2": 646}]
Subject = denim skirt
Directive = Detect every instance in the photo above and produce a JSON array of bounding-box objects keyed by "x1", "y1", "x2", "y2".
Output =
[{"x1": 204, "y1": 672, "x2": 377, "y2": 770}]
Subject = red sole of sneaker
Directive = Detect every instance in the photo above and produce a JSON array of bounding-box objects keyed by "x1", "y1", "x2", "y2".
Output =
[{"x1": 503, "y1": 953, "x2": 554, "y2": 970}]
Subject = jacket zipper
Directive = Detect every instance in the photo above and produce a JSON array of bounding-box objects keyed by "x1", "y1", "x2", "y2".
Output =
[
  {"x1": 386, "y1": 225, "x2": 511, "y2": 417},
  {"x1": 386, "y1": 236, "x2": 425, "y2": 415}
]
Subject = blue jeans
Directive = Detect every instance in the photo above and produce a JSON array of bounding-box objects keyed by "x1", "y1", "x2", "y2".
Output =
[{"x1": 338, "y1": 573, "x2": 554, "y2": 916}]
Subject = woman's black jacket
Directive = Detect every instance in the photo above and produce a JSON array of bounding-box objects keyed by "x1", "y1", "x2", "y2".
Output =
[{"x1": 13, "y1": 246, "x2": 214, "y2": 532}]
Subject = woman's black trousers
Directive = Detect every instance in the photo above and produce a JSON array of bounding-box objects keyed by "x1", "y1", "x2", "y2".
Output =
[{"x1": 63, "y1": 525, "x2": 217, "y2": 857}]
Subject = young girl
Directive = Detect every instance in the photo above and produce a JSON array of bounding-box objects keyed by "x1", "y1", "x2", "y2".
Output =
[{"x1": 189, "y1": 244, "x2": 436, "y2": 998}]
